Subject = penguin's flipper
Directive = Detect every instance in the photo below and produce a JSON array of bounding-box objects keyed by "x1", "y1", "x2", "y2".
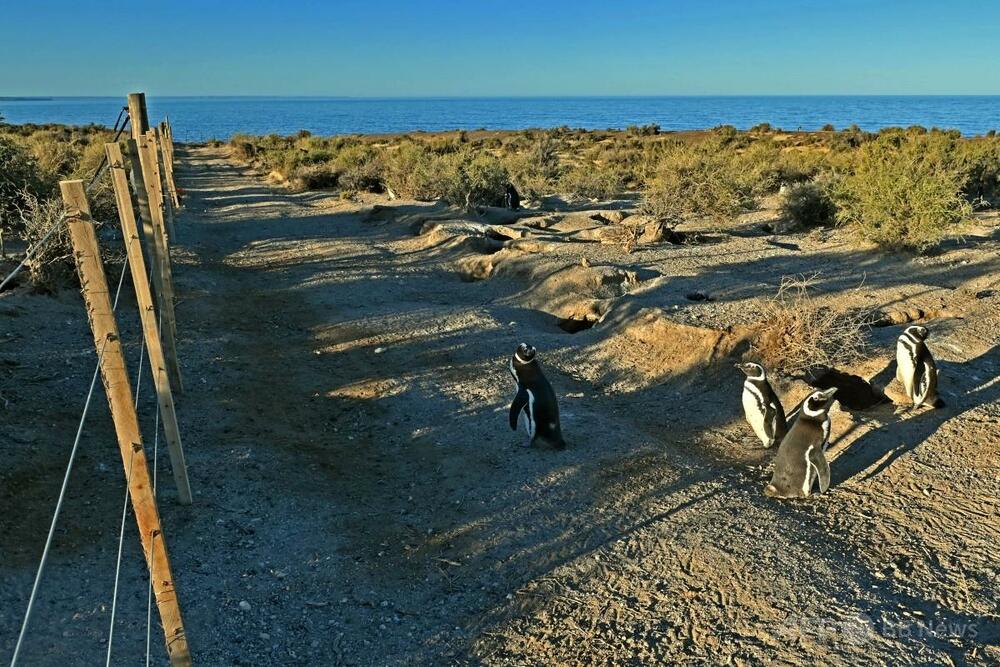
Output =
[
  {"x1": 509, "y1": 388, "x2": 528, "y2": 431},
  {"x1": 809, "y1": 447, "x2": 831, "y2": 494},
  {"x1": 764, "y1": 401, "x2": 785, "y2": 447}
]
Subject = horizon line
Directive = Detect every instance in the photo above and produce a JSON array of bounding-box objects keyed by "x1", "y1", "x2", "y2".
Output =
[{"x1": 5, "y1": 93, "x2": 1000, "y2": 100}]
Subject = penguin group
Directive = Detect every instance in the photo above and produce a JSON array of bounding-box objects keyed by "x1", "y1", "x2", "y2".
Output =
[
  {"x1": 738, "y1": 324, "x2": 943, "y2": 499},
  {"x1": 505, "y1": 323, "x2": 943, "y2": 500}
]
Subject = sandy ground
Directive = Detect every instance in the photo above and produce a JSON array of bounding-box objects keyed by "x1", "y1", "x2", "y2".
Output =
[{"x1": 1, "y1": 145, "x2": 998, "y2": 666}]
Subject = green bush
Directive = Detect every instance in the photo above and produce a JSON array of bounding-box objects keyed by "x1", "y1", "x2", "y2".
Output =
[
  {"x1": 437, "y1": 150, "x2": 509, "y2": 207},
  {"x1": 641, "y1": 137, "x2": 779, "y2": 221},
  {"x1": 0, "y1": 136, "x2": 45, "y2": 235},
  {"x1": 834, "y1": 133, "x2": 972, "y2": 250},
  {"x1": 332, "y1": 144, "x2": 383, "y2": 192},
  {"x1": 781, "y1": 181, "x2": 837, "y2": 228},
  {"x1": 504, "y1": 136, "x2": 563, "y2": 200},
  {"x1": 382, "y1": 141, "x2": 444, "y2": 199},
  {"x1": 560, "y1": 163, "x2": 626, "y2": 200},
  {"x1": 956, "y1": 136, "x2": 1000, "y2": 203},
  {"x1": 626, "y1": 123, "x2": 660, "y2": 136}
]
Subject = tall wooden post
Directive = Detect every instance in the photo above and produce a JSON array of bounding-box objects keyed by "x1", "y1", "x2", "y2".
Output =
[
  {"x1": 154, "y1": 127, "x2": 177, "y2": 238},
  {"x1": 60, "y1": 179, "x2": 191, "y2": 667},
  {"x1": 106, "y1": 143, "x2": 192, "y2": 505},
  {"x1": 127, "y1": 92, "x2": 150, "y2": 141},
  {"x1": 159, "y1": 120, "x2": 181, "y2": 208},
  {"x1": 135, "y1": 132, "x2": 183, "y2": 393}
]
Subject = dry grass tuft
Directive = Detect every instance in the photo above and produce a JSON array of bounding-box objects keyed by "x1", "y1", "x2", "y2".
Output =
[
  {"x1": 750, "y1": 274, "x2": 874, "y2": 376},
  {"x1": 14, "y1": 190, "x2": 75, "y2": 292}
]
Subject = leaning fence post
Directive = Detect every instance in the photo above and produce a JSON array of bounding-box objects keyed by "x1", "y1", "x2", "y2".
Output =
[
  {"x1": 134, "y1": 132, "x2": 183, "y2": 393},
  {"x1": 105, "y1": 142, "x2": 192, "y2": 505},
  {"x1": 153, "y1": 127, "x2": 177, "y2": 238},
  {"x1": 60, "y1": 179, "x2": 191, "y2": 667},
  {"x1": 159, "y1": 120, "x2": 181, "y2": 208}
]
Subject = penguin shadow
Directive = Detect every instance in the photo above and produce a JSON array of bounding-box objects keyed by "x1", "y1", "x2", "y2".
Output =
[{"x1": 832, "y1": 345, "x2": 1000, "y2": 487}]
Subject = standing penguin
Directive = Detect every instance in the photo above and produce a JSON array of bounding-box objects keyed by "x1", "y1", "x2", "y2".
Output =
[
  {"x1": 896, "y1": 325, "x2": 944, "y2": 409},
  {"x1": 735, "y1": 362, "x2": 787, "y2": 448},
  {"x1": 504, "y1": 183, "x2": 521, "y2": 211},
  {"x1": 508, "y1": 343, "x2": 565, "y2": 449},
  {"x1": 764, "y1": 388, "x2": 837, "y2": 499}
]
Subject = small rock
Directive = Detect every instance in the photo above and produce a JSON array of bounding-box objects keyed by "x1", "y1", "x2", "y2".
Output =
[{"x1": 239, "y1": 600, "x2": 252, "y2": 612}]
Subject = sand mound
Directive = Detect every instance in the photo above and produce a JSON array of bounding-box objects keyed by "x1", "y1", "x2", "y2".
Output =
[
  {"x1": 514, "y1": 264, "x2": 645, "y2": 323},
  {"x1": 579, "y1": 304, "x2": 751, "y2": 391}
]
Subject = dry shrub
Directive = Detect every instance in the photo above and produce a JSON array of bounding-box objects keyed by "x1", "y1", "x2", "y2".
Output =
[
  {"x1": 17, "y1": 191, "x2": 75, "y2": 292},
  {"x1": 780, "y1": 181, "x2": 837, "y2": 228},
  {"x1": 436, "y1": 151, "x2": 509, "y2": 207},
  {"x1": 382, "y1": 141, "x2": 443, "y2": 199},
  {"x1": 0, "y1": 136, "x2": 45, "y2": 237},
  {"x1": 751, "y1": 275, "x2": 872, "y2": 376},
  {"x1": 641, "y1": 137, "x2": 780, "y2": 222},
  {"x1": 603, "y1": 223, "x2": 643, "y2": 253},
  {"x1": 504, "y1": 136, "x2": 563, "y2": 200},
  {"x1": 560, "y1": 162, "x2": 626, "y2": 200},
  {"x1": 331, "y1": 144, "x2": 383, "y2": 192}
]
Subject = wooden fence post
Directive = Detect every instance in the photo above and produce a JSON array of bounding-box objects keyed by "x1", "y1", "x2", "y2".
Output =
[
  {"x1": 105, "y1": 142, "x2": 192, "y2": 505},
  {"x1": 135, "y1": 132, "x2": 183, "y2": 393},
  {"x1": 60, "y1": 179, "x2": 191, "y2": 667},
  {"x1": 159, "y1": 120, "x2": 181, "y2": 208},
  {"x1": 127, "y1": 92, "x2": 150, "y2": 141},
  {"x1": 154, "y1": 127, "x2": 177, "y2": 238}
]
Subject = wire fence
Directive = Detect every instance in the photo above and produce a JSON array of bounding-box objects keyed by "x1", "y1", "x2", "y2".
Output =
[{"x1": 5, "y1": 103, "x2": 186, "y2": 667}]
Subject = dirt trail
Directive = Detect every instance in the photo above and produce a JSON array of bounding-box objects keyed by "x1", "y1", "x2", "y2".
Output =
[{"x1": 2, "y1": 146, "x2": 998, "y2": 665}]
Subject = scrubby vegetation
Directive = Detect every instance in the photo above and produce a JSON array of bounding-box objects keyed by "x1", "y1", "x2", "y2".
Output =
[
  {"x1": 225, "y1": 123, "x2": 999, "y2": 252},
  {"x1": 752, "y1": 275, "x2": 874, "y2": 376},
  {"x1": 781, "y1": 181, "x2": 837, "y2": 229},
  {"x1": 0, "y1": 122, "x2": 116, "y2": 291},
  {"x1": 834, "y1": 132, "x2": 974, "y2": 251}
]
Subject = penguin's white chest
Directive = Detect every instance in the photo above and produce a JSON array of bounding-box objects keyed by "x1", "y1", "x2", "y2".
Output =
[
  {"x1": 742, "y1": 384, "x2": 768, "y2": 445},
  {"x1": 897, "y1": 341, "x2": 916, "y2": 398},
  {"x1": 520, "y1": 389, "x2": 536, "y2": 437}
]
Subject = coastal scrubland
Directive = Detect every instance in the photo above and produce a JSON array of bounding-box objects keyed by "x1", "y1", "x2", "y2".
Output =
[
  {"x1": 1, "y1": 122, "x2": 998, "y2": 665},
  {"x1": 227, "y1": 124, "x2": 1000, "y2": 251},
  {"x1": 0, "y1": 122, "x2": 116, "y2": 290}
]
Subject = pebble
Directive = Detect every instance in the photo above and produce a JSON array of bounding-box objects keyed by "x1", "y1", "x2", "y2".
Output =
[{"x1": 239, "y1": 600, "x2": 252, "y2": 611}]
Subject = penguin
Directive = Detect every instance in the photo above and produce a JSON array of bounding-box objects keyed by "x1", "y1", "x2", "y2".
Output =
[
  {"x1": 504, "y1": 183, "x2": 521, "y2": 211},
  {"x1": 735, "y1": 362, "x2": 787, "y2": 448},
  {"x1": 764, "y1": 388, "x2": 837, "y2": 499},
  {"x1": 896, "y1": 325, "x2": 945, "y2": 409},
  {"x1": 508, "y1": 343, "x2": 565, "y2": 449}
]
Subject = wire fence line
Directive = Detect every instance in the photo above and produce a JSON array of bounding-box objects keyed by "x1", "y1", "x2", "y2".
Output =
[
  {"x1": 6, "y1": 103, "x2": 187, "y2": 666},
  {"x1": 145, "y1": 310, "x2": 164, "y2": 667},
  {"x1": 105, "y1": 262, "x2": 156, "y2": 666},
  {"x1": 9, "y1": 255, "x2": 131, "y2": 667}
]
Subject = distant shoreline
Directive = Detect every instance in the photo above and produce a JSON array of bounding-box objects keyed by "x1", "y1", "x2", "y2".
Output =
[{"x1": 2, "y1": 96, "x2": 997, "y2": 141}]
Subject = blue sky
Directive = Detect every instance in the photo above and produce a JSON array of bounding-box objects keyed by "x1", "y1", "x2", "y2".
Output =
[{"x1": 2, "y1": 0, "x2": 998, "y2": 96}]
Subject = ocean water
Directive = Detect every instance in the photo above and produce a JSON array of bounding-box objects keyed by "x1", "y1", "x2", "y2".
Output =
[{"x1": 1, "y1": 96, "x2": 997, "y2": 143}]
